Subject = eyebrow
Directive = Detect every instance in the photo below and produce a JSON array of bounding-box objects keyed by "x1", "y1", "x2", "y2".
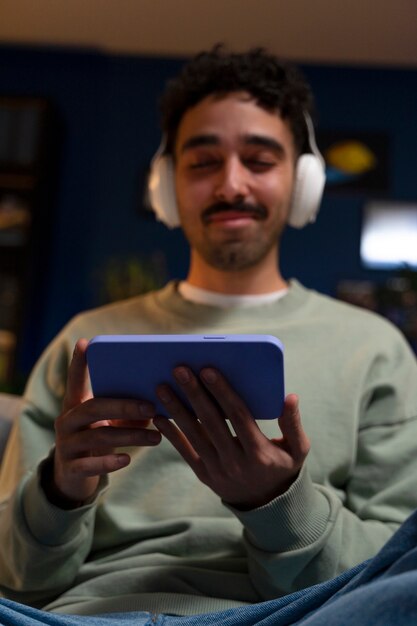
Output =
[
  {"x1": 180, "y1": 134, "x2": 219, "y2": 153},
  {"x1": 243, "y1": 134, "x2": 286, "y2": 156},
  {"x1": 179, "y1": 133, "x2": 286, "y2": 156}
]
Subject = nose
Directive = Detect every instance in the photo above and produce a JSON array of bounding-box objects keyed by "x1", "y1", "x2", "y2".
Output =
[{"x1": 214, "y1": 157, "x2": 250, "y2": 203}]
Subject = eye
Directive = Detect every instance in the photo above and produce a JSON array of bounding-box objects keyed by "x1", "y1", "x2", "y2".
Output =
[
  {"x1": 242, "y1": 149, "x2": 279, "y2": 171},
  {"x1": 189, "y1": 159, "x2": 220, "y2": 170},
  {"x1": 244, "y1": 158, "x2": 276, "y2": 171}
]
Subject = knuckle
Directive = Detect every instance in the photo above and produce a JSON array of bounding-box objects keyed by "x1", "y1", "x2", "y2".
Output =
[
  {"x1": 229, "y1": 402, "x2": 249, "y2": 422},
  {"x1": 121, "y1": 401, "x2": 140, "y2": 420},
  {"x1": 226, "y1": 468, "x2": 241, "y2": 483},
  {"x1": 256, "y1": 452, "x2": 275, "y2": 470},
  {"x1": 165, "y1": 400, "x2": 183, "y2": 418},
  {"x1": 88, "y1": 426, "x2": 109, "y2": 446},
  {"x1": 75, "y1": 458, "x2": 97, "y2": 477},
  {"x1": 181, "y1": 378, "x2": 200, "y2": 398},
  {"x1": 54, "y1": 413, "x2": 65, "y2": 434}
]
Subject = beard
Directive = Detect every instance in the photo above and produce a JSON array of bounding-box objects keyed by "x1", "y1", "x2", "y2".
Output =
[
  {"x1": 187, "y1": 200, "x2": 286, "y2": 271},
  {"x1": 198, "y1": 238, "x2": 277, "y2": 271}
]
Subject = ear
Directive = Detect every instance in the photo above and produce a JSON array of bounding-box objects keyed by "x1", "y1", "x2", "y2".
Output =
[{"x1": 148, "y1": 153, "x2": 180, "y2": 228}]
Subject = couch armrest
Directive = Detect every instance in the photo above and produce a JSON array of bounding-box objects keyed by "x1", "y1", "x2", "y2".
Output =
[{"x1": 0, "y1": 393, "x2": 24, "y2": 463}]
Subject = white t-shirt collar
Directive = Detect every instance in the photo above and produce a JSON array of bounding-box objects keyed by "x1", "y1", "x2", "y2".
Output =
[{"x1": 178, "y1": 281, "x2": 288, "y2": 308}]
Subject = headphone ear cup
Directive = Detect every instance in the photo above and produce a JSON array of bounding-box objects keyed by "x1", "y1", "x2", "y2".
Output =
[
  {"x1": 288, "y1": 154, "x2": 326, "y2": 228},
  {"x1": 148, "y1": 154, "x2": 180, "y2": 228}
]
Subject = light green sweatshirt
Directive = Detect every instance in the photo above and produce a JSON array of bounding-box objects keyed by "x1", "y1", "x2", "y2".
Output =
[{"x1": 1, "y1": 280, "x2": 417, "y2": 616}]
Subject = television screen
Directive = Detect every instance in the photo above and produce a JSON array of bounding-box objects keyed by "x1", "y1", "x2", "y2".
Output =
[{"x1": 360, "y1": 201, "x2": 417, "y2": 270}]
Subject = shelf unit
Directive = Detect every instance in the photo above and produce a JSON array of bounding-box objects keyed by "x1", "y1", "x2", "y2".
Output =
[{"x1": 0, "y1": 96, "x2": 61, "y2": 391}]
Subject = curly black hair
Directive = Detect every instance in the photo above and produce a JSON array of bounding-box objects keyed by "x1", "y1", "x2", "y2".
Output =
[{"x1": 159, "y1": 45, "x2": 315, "y2": 157}]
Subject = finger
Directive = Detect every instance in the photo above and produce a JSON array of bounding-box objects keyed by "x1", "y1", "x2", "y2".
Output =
[
  {"x1": 154, "y1": 415, "x2": 201, "y2": 470},
  {"x1": 107, "y1": 418, "x2": 153, "y2": 429},
  {"x1": 68, "y1": 452, "x2": 132, "y2": 477},
  {"x1": 59, "y1": 425, "x2": 161, "y2": 459},
  {"x1": 156, "y1": 383, "x2": 217, "y2": 462},
  {"x1": 199, "y1": 368, "x2": 265, "y2": 453},
  {"x1": 63, "y1": 339, "x2": 92, "y2": 412},
  {"x1": 81, "y1": 425, "x2": 161, "y2": 456},
  {"x1": 56, "y1": 397, "x2": 156, "y2": 436},
  {"x1": 276, "y1": 394, "x2": 310, "y2": 463},
  {"x1": 172, "y1": 367, "x2": 236, "y2": 454}
]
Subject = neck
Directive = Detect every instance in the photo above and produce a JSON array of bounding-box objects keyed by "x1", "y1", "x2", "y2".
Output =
[{"x1": 186, "y1": 250, "x2": 287, "y2": 295}]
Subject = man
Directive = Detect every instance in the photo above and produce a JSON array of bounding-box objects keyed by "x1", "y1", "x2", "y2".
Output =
[{"x1": 1, "y1": 46, "x2": 417, "y2": 623}]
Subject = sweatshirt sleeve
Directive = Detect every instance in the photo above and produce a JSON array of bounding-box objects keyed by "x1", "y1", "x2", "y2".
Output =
[
  {"x1": 0, "y1": 324, "x2": 102, "y2": 605},
  {"x1": 230, "y1": 328, "x2": 417, "y2": 599},
  {"x1": 0, "y1": 460, "x2": 101, "y2": 605}
]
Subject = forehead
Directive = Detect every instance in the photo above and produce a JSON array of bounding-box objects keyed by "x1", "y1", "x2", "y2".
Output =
[{"x1": 175, "y1": 92, "x2": 295, "y2": 155}]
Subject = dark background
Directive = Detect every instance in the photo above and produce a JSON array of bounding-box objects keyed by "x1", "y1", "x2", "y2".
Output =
[{"x1": 0, "y1": 43, "x2": 416, "y2": 381}]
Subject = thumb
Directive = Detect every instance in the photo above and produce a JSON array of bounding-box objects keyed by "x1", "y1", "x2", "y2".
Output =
[
  {"x1": 277, "y1": 394, "x2": 310, "y2": 463},
  {"x1": 63, "y1": 338, "x2": 93, "y2": 412}
]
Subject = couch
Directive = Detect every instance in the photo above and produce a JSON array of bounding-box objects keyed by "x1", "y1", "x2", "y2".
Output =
[{"x1": 0, "y1": 393, "x2": 25, "y2": 465}]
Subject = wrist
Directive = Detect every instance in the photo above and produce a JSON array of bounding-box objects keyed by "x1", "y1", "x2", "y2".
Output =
[
  {"x1": 40, "y1": 452, "x2": 83, "y2": 510},
  {"x1": 227, "y1": 466, "x2": 331, "y2": 553},
  {"x1": 225, "y1": 471, "x2": 300, "y2": 512}
]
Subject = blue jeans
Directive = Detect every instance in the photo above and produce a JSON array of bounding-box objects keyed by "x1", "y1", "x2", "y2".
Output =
[{"x1": 2, "y1": 509, "x2": 417, "y2": 625}]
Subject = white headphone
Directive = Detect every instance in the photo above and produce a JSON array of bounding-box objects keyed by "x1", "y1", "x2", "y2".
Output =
[{"x1": 148, "y1": 112, "x2": 326, "y2": 229}]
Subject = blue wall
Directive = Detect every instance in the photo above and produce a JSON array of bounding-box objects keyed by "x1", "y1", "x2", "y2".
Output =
[{"x1": 0, "y1": 44, "x2": 416, "y2": 376}]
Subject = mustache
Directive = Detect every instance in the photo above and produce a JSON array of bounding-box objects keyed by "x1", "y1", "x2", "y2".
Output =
[{"x1": 202, "y1": 201, "x2": 268, "y2": 223}]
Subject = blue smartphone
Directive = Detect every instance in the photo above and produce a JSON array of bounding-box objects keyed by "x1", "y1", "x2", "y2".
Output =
[{"x1": 86, "y1": 334, "x2": 285, "y2": 419}]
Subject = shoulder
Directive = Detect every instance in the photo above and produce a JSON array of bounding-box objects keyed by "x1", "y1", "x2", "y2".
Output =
[
  {"x1": 24, "y1": 284, "x2": 178, "y2": 407},
  {"x1": 291, "y1": 279, "x2": 411, "y2": 346},
  {"x1": 64, "y1": 282, "x2": 177, "y2": 337}
]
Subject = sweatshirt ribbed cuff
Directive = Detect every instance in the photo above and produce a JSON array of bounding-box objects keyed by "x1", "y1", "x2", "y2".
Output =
[
  {"x1": 227, "y1": 464, "x2": 332, "y2": 552},
  {"x1": 21, "y1": 462, "x2": 108, "y2": 547}
]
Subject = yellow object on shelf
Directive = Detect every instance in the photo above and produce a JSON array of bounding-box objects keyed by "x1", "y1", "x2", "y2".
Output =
[{"x1": 325, "y1": 141, "x2": 376, "y2": 175}]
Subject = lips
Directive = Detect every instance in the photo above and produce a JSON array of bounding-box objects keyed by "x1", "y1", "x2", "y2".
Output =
[{"x1": 206, "y1": 211, "x2": 261, "y2": 223}]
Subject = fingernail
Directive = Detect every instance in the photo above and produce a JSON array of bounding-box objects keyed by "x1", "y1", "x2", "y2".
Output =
[
  {"x1": 115, "y1": 454, "x2": 130, "y2": 467},
  {"x1": 174, "y1": 367, "x2": 190, "y2": 384},
  {"x1": 201, "y1": 368, "x2": 217, "y2": 384},
  {"x1": 157, "y1": 386, "x2": 171, "y2": 403}
]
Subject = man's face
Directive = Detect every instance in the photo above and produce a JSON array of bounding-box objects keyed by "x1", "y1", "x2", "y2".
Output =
[{"x1": 174, "y1": 92, "x2": 297, "y2": 272}]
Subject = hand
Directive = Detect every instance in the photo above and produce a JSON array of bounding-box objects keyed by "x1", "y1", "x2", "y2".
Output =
[
  {"x1": 50, "y1": 338, "x2": 161, "y2": 506},
  {"x1": 153, "y1": 366, "x2": 310, "y2": 510}
]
